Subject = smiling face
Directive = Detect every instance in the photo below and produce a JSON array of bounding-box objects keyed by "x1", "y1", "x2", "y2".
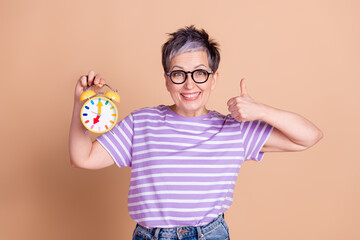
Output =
[{"x1": 165, "y1": 51, "x2": 218, "y2": 117}]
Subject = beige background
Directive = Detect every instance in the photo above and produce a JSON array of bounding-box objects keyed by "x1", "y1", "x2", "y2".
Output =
[{"x1": 1, "y1": 0, "x2": 359, "y2": 239}]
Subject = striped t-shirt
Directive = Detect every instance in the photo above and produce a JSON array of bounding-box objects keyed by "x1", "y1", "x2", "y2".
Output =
[{"x1": 97, "y1": 105, "x2": 273, "y2": 228}]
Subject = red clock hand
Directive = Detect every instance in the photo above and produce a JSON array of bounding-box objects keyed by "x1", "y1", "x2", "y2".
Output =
[{"x1": 93, "y1": 115, "x2": 100, "y2": 124}]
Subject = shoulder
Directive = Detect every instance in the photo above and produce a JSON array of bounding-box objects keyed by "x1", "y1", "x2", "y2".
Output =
[
  {"x1": 131, "y1": 105, "x2": 168, "y2": 119},
  {"x1": 208, "y1": 111, "x2": 271, "y2": 131},
  {"x1": 209, "y1": 110, "x2": 239, "y2": 124}
]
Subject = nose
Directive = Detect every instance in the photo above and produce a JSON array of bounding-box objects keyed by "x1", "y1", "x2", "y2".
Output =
[{"x1": 184, "y1": 73, "x2": 195, "y2": 89}]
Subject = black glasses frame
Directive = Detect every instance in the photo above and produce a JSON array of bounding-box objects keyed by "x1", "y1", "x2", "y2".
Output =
[{"x1": 166, "y1": 69, "x2": 213, "y2": 84}]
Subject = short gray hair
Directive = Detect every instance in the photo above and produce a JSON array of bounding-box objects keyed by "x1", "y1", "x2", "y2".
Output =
[{"x1": 161, "y1": 25, "x2": 220, "y2": 73}]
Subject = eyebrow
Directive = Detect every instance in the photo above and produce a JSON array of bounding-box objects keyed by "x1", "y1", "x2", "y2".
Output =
[{"x1": 171, "y1": 64, "x2": 208, "y2": 70}]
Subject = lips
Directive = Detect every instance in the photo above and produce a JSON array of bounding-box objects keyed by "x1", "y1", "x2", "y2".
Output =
[{"x1": 181, "y1": 92, "x2": 201, "y2": 101}]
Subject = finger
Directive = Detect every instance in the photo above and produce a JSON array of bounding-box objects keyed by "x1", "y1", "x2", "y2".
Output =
[
  {"x1": 80, "y1": 75, "x2": 87, "y2": 88},
  {"x1": 93, "y1": 74, "x2": 102, "y2": 87},
  {"x1": 97, "y1": 78, "x2": 106, "y2": 88},
  {"x1": 227, "y1": 97, "x2": 238, "y2": 106},
  {"x1": 240, "y1": 78, "x2": 247, "y2": 96},
  {"x1": 228, "y1": 102, "x2": 238, "y2": 112},
  {"x1": 230, "y1": 111, "x2": 242, "y2": 122},
  {"x1": 99, "y1": 78, "x2": 106, "y2": 85},
  {"x1": 87, "y1": 70, "x2": 95, "y2": 86}
]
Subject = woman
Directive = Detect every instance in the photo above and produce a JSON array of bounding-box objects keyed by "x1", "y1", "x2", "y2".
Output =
[{"x1": 69, "y1": 26, "x2": 323, "y2": 240}]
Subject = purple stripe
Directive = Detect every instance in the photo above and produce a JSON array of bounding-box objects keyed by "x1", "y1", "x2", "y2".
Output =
[
  {"x1": 128, "y1": 190, "x2": 230, "y2": 199},
  {"x1": 134, "y1": 125, "x2": 240, "y2": 135},
  {"x1": 133, "y1": 130, "x2": 242, "y2": 141},
  {"x1": 135, "y1": 214, "x2": 221, "y2": 228},
  {"x1": 96, "y1": 137, "x2": 126, "y2": 167},
  {"x1": 132, "y1": 150, "x2": 244, "y2": 159},
  {"x1": 131, "y1": 159, "x2": 244, "y2": 168},
  {"x1": 99, "y1": 130, "x2": 131, "y2": 166},
  {"x1": 128, "y1": 199, "x2": 233, "y2": 212},
  {"x1": 131, "y1": 209, "x2": 220, "y2": 219},
  {"x1": 130, "y1": 175, "x2": 237, "y2": 185},
  {"x1": 129, "y1": 175, "x2": 238, "y2": 187},
  {"x1": 96, "y1": 105, "x2": 274, "y2": 228},
  {"x1": 250, "y1": 123, "x2": 273, "y2": 161},
  {"x1": 244, "y1": 120, "x2": 272, "y2": 161},
  {"x1": 132, "y1": 135, "x2": 243, "y2": 146},
  {"x1": 128, "y1": 186, "x2": 235, "y2": 197},
  {"x1": 133, "y1": 143, "x2": 244, "y2": 152},
  {"x1": 134, "y1": 120, "x2": 239, "y2": 132},
  {"x1": 245, "y1": 121, "x2": 262, "y2": 158},
  {"x1": 130, "y1": 168, "x2": 239, "y2": 179}
]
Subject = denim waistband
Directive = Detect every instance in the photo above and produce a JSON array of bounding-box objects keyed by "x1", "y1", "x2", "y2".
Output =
[{"x1": 135, "y1": 214, "x2": 226, "y2": 240}]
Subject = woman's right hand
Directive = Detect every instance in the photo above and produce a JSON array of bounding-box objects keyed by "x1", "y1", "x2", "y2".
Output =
[{"x1": 74, "y1": 70, "x2": 106, "y2": 102}]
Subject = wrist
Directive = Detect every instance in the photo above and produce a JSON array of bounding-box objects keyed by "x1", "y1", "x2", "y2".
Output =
[{"x1": 257, "y1": 103, "x2": 275, "y2": 122}]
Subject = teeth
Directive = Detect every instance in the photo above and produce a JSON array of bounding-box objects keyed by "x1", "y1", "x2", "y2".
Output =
[{"x1": 182, "y1": 92, "x2": 200, "y2": 98}]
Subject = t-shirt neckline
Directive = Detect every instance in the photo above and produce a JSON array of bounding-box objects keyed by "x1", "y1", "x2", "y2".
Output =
[{"x1": 164, "y1": 105, "x2": 213, "y2": 121}]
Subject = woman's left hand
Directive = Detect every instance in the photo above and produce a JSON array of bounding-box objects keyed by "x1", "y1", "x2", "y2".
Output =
[
  {"x1": 227, "y1": 78, "x2": 323, "y2": 152},
  {"x1": 227, "y1": 78, "x2": 265, "y2": 122}
]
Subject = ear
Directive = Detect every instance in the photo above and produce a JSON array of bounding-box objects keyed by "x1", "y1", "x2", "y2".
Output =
[
  {"x1": 211, "y1": 71, "x2": 219, "y2": 90},
  {"x1": 164, "y1": 73, "x2": 170, "y2": 92}
]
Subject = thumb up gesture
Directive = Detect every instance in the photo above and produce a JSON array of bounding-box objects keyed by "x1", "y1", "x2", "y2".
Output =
[{"x1": 227, "y1": 79, "x2": 265, "y2": 122}]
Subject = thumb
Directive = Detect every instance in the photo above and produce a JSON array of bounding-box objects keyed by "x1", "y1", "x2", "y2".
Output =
[{"x1": 240, "y1": 78, "x2": 248, "y2": 96}]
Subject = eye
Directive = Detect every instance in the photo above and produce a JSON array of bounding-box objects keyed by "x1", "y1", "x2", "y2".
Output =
[
  {"x1": 172, "y1": 71, "x2": 185, "y2": 78},
  {"x1": 195, "y1": 70, "x2": 207, "y2": 76}
]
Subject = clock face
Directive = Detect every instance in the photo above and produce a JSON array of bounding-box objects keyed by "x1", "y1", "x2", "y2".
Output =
[{"x1": 81, "y1": 97, "x2": 118, "y2": 133}]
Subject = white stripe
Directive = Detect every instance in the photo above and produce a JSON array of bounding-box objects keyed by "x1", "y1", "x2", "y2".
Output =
[
  {"x1": 240, "y1": 121, "x2": 245, "y2": 130},
  {"x1": 245, "y1": 121, "x2": 261, "y2": 159},
  {"x1": 135, "y1": 214, "x2": 219, "y2": 222},
  {"x1": 133, "y1": 141, "x2": 193, "y2": 148},
  {"x1": 109, "y1": 130, "x2": 131, "y2": 160},
  {"x1": 200, "y1": 139, "x2": 243, "y2": 144},
  {"x1": 248, "y1": 123, "x2": 268, "y2": 159},
  {"x1": 134, "y1": 119, "x2": 239, "y2": 129},
  {"x1": 128, "y1": 197, "x2": 233, "y2": 207},
  {"x1": 133, "y1": 112, "x2": 172, "y2": 118},
  {"x1": 166, "y1": 120, "x2": 239, "y2": 128},
  {"x1": 133, "y1": 148, "x2": 243, "y2": 156},
  {"x1": 123, "y1": 118, "x2": 133, "y2": 135},
  {"x1": 242, "y1": 121, "x2": 253, "y2": 159},
  {"x1": 134, "y1": 133, "x2": 208, "y2": 141},
  {"x1": 217, "y1": 131, "x2": 242, "y2": 136},
  {"x1": 132, "y1": 164, "x2": 240, "y2": 172},
  {"x1": 118, "y1": 125, "x2": 131, "y2": 146},
  {"x1": 129, "y1": 205, "x2": 228, "y2": 214},
  {"x1": 135, "y1": 125, "x2": 218, "y2": 134},
  {"x1": 131, "y1": 172, "x2": 238, "y2": 181},
  {"x1": 132, "y1": 156, "x2": 244, "y2": 165},
  {"x1": 134, "y1": 125, "x2": 241, "y2": 136},
  {"x1": 133, "y1": 139, "x2": 243, "y2": 148},
  {"x1": 129, "y1": 181, "x2": 236, "y2": 190},
  {"x1": 102, "y1": 134, "x2": 127, "y2": 166},
  {"x1": 129, "y1": 189, "x2": 233, "y2": 198}
]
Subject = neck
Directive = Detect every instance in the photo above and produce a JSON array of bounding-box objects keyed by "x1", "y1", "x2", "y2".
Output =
[{"x1": 169, "y1": 105, "x2": 209, "y2": 117}]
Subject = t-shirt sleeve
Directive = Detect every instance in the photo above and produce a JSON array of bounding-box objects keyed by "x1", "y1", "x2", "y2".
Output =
[
  {"x1": 241, "y1": 120, "x2": 274, "y2": 161},
  {"x1": 96, "y1": 113, "x2": 134, "y2": 167}
]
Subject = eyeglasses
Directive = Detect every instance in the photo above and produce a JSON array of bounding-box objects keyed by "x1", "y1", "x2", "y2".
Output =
[{"x1": 166, "y1": 69, "x2": 213, "y2": 84}]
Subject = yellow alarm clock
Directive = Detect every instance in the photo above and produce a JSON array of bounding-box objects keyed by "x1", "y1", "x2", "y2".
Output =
[{"x1": 80, "y1": 84, "x2": 120, "y2": 133}]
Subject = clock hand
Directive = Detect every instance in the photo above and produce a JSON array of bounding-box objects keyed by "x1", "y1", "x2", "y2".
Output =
[
  {"x1": 93, "y1": 115, "x2": 100, "y2": 124},
  {"x1": 91, "y1": 111, "x2": 101, "y2": 116},
  {"x1": 97, "y1": 101, "x2": 103, "y2": 114}
]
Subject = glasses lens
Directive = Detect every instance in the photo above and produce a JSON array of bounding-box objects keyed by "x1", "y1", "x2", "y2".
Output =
[
  {"x1": 193, "y1": 70, "x2": 209, "y2": 83},
  {"x1": 170, "y1": 71, "x2": 186, "y2": 83}
]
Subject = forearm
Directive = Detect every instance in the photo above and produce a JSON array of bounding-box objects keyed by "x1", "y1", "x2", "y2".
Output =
[
  {"x1": 69, "y1": 101, "x2": 93, "y2": 167},
  {"x1": 69, "y1": 71, "x2": 115, "y2": 169},
  {"x1": 260, "y1": 104, "x2": 323, "y2": 149}
]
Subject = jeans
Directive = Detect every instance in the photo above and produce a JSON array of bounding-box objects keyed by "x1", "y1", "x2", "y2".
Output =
[{"x1": 132, "y1": 214, "x2": 230, "y2": 240}]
